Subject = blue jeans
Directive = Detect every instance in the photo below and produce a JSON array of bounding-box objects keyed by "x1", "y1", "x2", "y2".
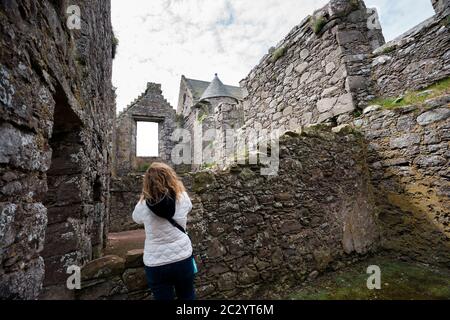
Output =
[{"x1": 144, "y1": 256, "x2": 196, "y2": 300}]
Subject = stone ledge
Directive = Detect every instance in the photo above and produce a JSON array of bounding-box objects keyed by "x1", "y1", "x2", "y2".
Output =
[
  {"x1": 125, "y1": 249, "x2": 144, "y2": 269},
  {"x1": 81, "y1": 255, "x2": 125, "y2": 282}
]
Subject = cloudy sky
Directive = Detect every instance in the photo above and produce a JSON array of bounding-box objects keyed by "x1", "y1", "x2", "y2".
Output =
[{"x1": 111, "y1": 0, "x2": 435, "y2": 155}]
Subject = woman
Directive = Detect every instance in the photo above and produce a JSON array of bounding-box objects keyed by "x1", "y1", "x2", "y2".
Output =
[{"x1": 132, "y1": 162, "x2": 196, "y2": 300}]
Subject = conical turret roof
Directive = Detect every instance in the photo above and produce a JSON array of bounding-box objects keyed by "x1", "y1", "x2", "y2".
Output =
[{"x1": 200, "y1": 74, "x2": 235, "y2": 101}]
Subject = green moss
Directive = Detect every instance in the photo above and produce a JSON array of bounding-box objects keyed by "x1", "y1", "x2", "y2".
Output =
[
  {"x1": 310, "y1": 15, "x2": 327, "y2": 35},
  {"x1": 302, "y1": 124, "x2": 332, "y2": 135},
  {"x1": 197, "y1": 104, "x2": 209, "y2": 123},
  {"x1": 349, "y1": 0, "x2": 361, "y2": 8},
  {"x1": 201, "y1": 162, "x2": 216, "y2": 170},
  {"x1": 112, "y1": 34, "x2": 119, "y2": 59},
  {"x1": 289, "y1": 257, "x2": 450, "y2": 300},
  {"x1": 197, "y1": 113, "x2": 208, "y2": 123},
  {"x1": 352, "y1": 109, "x2": 363, "y2": 117},
  {"x1": 381, "y1": 45, "x2": 396, "y2": 54},
  {"x1": 137, "y1": 163, "x2": 150, "y2": 172},
  {"x1": 175, "y1": 114, "x2": 185, "y2": 127},
  {"x1": 368, "y1": 77, "x2": 450, "y2": 109},
  {"x1": 75, "y1": 56, "x2": 87, "y2": 67},
  {"x1": 271, "y1": 46, "x2": 287, "y2": 63},
  {"x1": 192, "y1": 171, "x2": 216, "y2": 193},
  {"x1": 238, "y1": 167, "x2": 256, "y2": 180},
  {"x1": 441, "y1": 15, "x2": 450, "y2": 27}
]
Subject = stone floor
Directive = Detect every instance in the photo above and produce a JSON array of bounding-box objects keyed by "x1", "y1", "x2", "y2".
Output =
[{"x1": 105, "y1": 229, "x2": 145, "y2": 258}]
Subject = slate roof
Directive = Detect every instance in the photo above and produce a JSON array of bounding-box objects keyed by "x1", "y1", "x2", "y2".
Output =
[{"x1": 184, "y1": 74, "x2": 243, "y2": 102}]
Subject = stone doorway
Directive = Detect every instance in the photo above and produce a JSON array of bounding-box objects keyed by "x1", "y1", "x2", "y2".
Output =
[{"x1": 41, "y1": 90, "x2": 84, "y2": 294}]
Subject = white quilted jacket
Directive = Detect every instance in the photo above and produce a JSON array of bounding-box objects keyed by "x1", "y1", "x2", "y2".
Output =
[{"x1": 132, "y1": 191, "x2": 193, "y2": 267}]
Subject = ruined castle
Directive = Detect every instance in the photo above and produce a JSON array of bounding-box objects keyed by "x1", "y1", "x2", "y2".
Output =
[{"x1": 0, "y1": 0, "x2": 449, "y2": 300}]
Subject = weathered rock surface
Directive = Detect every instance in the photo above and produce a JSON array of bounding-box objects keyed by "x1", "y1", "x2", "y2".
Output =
[
  {"x1": 1, "y1": 0, "x2": 449, "y2": 301},
  {"x1": 371, "y1": 13, "x2": 450, "y2": 98},
  {"x1": 0, "y1": 0, "x2": 114, "y2": 299},
  {"x1": 417, "y1": 107, "x2": 450, "y2": 126},
  {"x1": 109, "y1": 128, "x2": 379, "y2": 299},
  {"x1": 81, "y1": 256, "x2": 125, "y2": 281},
  {"x1": 352, "y1": 103, "x2": 450, "y2": 266},
  {"x1": 239, "y1": 0, "x2": 384, "y2": 130}
]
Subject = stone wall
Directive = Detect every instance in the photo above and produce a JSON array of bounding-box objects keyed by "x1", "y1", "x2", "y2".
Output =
[
  {"x1": 109, "y1": 176, "x2": 142, "y2": 233},
  {"x1": 370, "y1": 13, "x2": 450, "y2": 99},
  {"x1": 352, "y1": 98, "x2": 450, "y2": 266},
  {"x1": 236, "y1": 0, "x2": 449, "y2": 136},
  {"x1": 114, "y1": 83, "x2": 176, "y2": 176},
  {"x1": 185, "y1": 129, "x2": 379, "y2": 299},
  {"x1": 0, "y1": 0, "x2": 114, "y2": 299},
  {"x1": 76, "y1": 250, "x2": 150, "y2": 300},
  {"x1": 432, "y1": 0, "x2": 450, "y2": 16},
  {"x1": 238, "y1": 0, "x2": 384, "y2": 131},
  {"x1": 108, "y1": 128, "x2": 379, "y2": 299},
  {"x1": 96, "y1": 99, "x2": 450, "y2": 298},
  {"x1": 110, "y1": 171, "x2": 191, "y2": 233},
  {"x1": 214, "y1": 101, "x2": 245, "y2": 168}
]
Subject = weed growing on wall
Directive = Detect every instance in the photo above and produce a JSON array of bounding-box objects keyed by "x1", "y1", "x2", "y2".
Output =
[
  {"x1": 310, "y1": 15, "x2": 327, "y2": 35},
  {"x1": 271, "y1": 46, "x2": 287, "y2": 62},
  {"x1": 368, "y1": 77, "x2": 450, "y2": 109}
]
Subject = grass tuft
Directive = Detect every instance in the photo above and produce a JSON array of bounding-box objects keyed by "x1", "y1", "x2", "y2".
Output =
[
  {"x1": 368, "y1": 77, "x2": 450, "y2": 109},
  {"x1": 441, "y1": 15, "x2": 450, "y2": 27},
  {"x1": 112, "y1": 35, "x2": 119, "y2": 59},
  {"x1": 310, "y1": 15, "x2": 327, "y2": 35},
  {"x1": 271, "y1": 46, "x2": 287, "y2": 62},
  {"x1": 381, "y1": 45, "x2": 396, "y2": 54},
  {"x1": 197, "y1": 113, "x2": 208, "y2": 123},
  {"x1": 137, "y1": 163, "x2": 150, "y2": 172}
]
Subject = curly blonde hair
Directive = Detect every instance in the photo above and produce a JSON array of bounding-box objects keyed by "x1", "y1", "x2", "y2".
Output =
[{"x1": 142, "y1": 162, "x2": 186, "y2": 202}]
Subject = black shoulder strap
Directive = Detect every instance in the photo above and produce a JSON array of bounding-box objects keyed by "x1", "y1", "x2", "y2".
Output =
[
  {"x1": 167, "y1": 217, "x2": 187, "y2": 234},
  {"x1": 145, "y1": 194, "x2": 188, "y2": 235}
]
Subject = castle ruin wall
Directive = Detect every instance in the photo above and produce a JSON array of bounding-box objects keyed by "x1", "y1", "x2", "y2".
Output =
[
  {"x1": 92, "y1": 128, "x2": 380, "y2": 299},
  {"x1": 353, "y1": 100, "x2": 450, "y2": 266},
  {"x1": 0, "y1": 0, "x2": 115, "y2": 299},
  {"x1": 114, "y1": 83, "x2": 177, "y2": 176},
  {"x1": 239, "y1": 0, "x2": 384, "y2": 131},
  {"x1": 370, "y1": 13, "x2": 450, "y2": 99}
]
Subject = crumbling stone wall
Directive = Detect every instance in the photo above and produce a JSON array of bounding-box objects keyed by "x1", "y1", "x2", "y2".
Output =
[
  {"x1": 352, "y1": 98, "x2": 450, "y2": 266},
  {"x1": 236, "y1": 0, "x2": 449, "y2": 136},
  {"x1": 0, "y1": 0, "x2": 114, "y2": 299},
  {"x1": 109, "y1": 176, "x2": 142, "y2": 232},
  {"x1": 76, "y1": 250, "x2": 150, "y2": 300},
  {"x1": 114, "y1": 83, "x2": 176, "y2": 176},
  {"x1": 214, "y1": 101, "x2": 245, "y2": 168},
  {"x1": 190, "y1": 97, "x2": 242, "y2": 170},
  {"x1": 432, "y1": 0, "x2": 450, "y2": 16},
  {"x1": 108, "y1": 128, "x2": 379, "y2": 299},
  {"x1": 370, "y1": 12, "x2": 450, "y2": 99},
  {"x1": 239, "y1": 0, "x2": 384, "y2": 131},
  {"x1": 185, "y1": 129, "x2": 379, "y2": 299}
]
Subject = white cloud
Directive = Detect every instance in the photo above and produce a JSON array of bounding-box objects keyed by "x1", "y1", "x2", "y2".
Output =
[
  {"x1": 112, "y1": 0, "x2": 435, "y2": 114},
  {"x1": 112, "y1": 0, "x2": 330, "y2": 112}
]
